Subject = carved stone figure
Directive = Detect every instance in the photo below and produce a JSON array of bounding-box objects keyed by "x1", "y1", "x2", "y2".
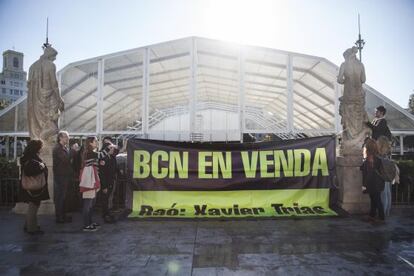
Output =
[
  {"x1": 27, "y1": 46, "x2": 64, "y2": 142},
  {"x1": 337, "y1": 46, "x2": 370, "y2": 155}
]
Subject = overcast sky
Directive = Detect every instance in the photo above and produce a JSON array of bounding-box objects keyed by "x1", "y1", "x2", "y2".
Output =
[{"x1": 0, "y1": 0, "x2": 413, "y2": 108}]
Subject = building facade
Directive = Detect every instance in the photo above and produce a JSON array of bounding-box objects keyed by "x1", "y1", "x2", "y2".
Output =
[{"x1": 0, "y1": 50, "x2": 27, "y2": 108}]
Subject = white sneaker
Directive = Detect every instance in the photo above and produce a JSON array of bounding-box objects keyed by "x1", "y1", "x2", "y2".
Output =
[{"x1": 82, "y1": 225, "x2": 98, "y2": 232}]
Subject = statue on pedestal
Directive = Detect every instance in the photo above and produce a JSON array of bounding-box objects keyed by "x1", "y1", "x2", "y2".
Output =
[
  {"x1": 15, "y1": 44, "x2": 64, "y2": 215},
  {"x1": 337, "y1": 46, "x2": 370, "y2": 155},
  {"x1": 336, "y1": 46, "x2": 371, "y2": 214},
  {"x1": 27, "y1": 46, "x2": 64, "y2": 143}
]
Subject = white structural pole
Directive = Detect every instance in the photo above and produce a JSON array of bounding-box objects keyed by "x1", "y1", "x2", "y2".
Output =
[
  {"x1": 13, "y1": 136, "x2": 17, "y2": 160},
  {"x1": 286, "y1": 54, "x2": 294, "y2": 134},
  {"x1": 334, "y1": 71, "x2": 341, "y2": 134},
  {"x1": 96, "y1": 59, "x2": 105, "y2": 134},
  {"x1": 209, "y1": 110, "x2": 212, "y2": 142},
  {"x1": 142, "y1": 47, "x2": 150, "y2": 138},
  {"x1": 5, "y1": 136, "x2": 9, "y2": 159},
  {"x1": 239, "y1": 47, "x2": 245, "y2": 143},
  {"x1": 189, "y1": 37, "x2": 197, "y2": 141},
  {"x1": 400, "y1": 135, "x2": 404, "y2": 156}
]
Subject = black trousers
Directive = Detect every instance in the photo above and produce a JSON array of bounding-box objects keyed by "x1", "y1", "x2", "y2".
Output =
[
  {"x1": 54, "y1": 175, "x2": 69, "y2": 220},
  {"x1": 100, "y1": 188, "x2": 113, "y2": 217},
  {"x1": 369, "y1": 192, "x2": 385, "y2": 220}
]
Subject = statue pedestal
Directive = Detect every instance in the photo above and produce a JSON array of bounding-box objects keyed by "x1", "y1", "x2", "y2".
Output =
[
  {"x1": 337, "y1": 156, "x2": 370, "y2": 214},
  {"x1": 12, "y1": 142, "x2": 55, "y2": 216}
]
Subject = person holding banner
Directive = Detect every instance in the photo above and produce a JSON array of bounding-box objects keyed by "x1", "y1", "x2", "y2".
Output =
[
  {"x1": 79, "y1": 136, "x2": 114, "y2": 232},
  {"x1": 361, "y1": 138, "x2": 385, "y2": 223}
]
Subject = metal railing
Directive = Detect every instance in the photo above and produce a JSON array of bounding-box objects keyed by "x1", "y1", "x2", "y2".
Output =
[
  {"x1": 0, "y1": 178, "x2": 19, "y2": 207},
  {"x1": 393, "y1": 178, "x2": 413, "y2": 205},
  {"x1": 1, "y1": 177, "x2": 413, "y2": 208}
]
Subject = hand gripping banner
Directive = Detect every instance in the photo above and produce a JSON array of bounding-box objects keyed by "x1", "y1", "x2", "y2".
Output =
[{"x1": 127, "y1": 136, "x2": 337, "y2": 218}]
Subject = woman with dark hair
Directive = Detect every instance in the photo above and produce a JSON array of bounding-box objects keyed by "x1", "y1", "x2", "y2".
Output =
[
  {"x1": 19, "y1": 139, "x2": 50, "y2": 235},
  {"x1": 79, "y1": 136, "x2": 113, "y2": 232},
  {"x1": 361, "y1": 138, "x2": 385, "y2": 223}
]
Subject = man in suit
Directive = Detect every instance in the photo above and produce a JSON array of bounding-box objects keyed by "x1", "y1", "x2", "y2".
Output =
[{"x1": 52, "y1": 131, "x2": 73, "y2": 223}]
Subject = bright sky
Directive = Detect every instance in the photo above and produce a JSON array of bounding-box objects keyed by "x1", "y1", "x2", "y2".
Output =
[{"x1": 0, "y1": 0, "x2": 413, "y2": 108}]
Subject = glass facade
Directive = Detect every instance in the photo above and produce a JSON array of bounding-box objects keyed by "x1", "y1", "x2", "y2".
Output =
[{"x1": 0, "y1": 37, "x2": 413, "y2": 142}]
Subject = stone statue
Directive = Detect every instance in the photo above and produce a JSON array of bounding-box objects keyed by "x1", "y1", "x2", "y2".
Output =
[
  {"x1": 27, "y1": 46, "x2": 64, "y2": 142},
  {"x1": 337, "y1": 46, "x2": 370, "y2": 155}
]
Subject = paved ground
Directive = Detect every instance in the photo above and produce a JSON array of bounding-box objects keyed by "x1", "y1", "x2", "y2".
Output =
[{"x1": 0, "y1": 208, "x2": 413, "y2": 276}]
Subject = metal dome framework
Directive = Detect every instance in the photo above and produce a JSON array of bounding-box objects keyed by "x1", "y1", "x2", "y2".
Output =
[{"x1": 1, "y1": 37, "x2": 414, "y2": 156}]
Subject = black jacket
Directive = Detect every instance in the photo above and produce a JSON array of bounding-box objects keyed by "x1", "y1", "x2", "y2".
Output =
[
  {"x1": 18, "y1": 155, "x2": 50, "y2": 203},
  {"x1": 366, "y1": 118, "x2": 392, "y2": 140},
  {"x1": 99, "y1": 143, "x2": 118, "y2": 190},
  {"x1": 52, "y1": 143, "x2": 73, "y2": 177},
  {"x1": 360, "y1": 157, "x2": 385, "y2": 194}
]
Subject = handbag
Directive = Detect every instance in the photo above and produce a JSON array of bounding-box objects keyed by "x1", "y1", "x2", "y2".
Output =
[
  {"x1": 22, "y1": 171, "x2": 46, "y2": 191},
  {"x1": 79, "y1": 166, "x2": 101, "y2": 192}
]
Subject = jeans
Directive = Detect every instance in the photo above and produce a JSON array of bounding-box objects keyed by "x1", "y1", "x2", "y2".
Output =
[
  {"x1": 82, "y1": 198, "x2": 96, "y2": 227},
  {"x1": 369, "y1": 192, "x2": 385, "y2": 220},
  {"x1": 54, "y1": 175, "x2": 69, "y2": 220},
  {"x1": 26, "y1": 201, "x2": 40, "y2": 232},
  {"x1": 381, "y1": 182, "x2": 392, "y2": 216}
]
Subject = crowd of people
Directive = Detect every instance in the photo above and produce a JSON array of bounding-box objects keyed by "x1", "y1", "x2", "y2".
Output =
[
  {"x1": 19, "y1": 133, "x2": 120, "y2": 234},
  {"x1": 17, "y1": 105, "x2": 398, "y2": 234}
]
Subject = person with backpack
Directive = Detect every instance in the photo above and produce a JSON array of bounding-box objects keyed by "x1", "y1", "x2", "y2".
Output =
[{"x1": 361, "y1": 138, "x2": 385, "y2": 223}]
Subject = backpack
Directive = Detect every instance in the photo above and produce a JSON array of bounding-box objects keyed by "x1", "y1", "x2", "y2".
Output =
[{"x1": 378, "y1": 157, "x2": 397, "y2": 182}]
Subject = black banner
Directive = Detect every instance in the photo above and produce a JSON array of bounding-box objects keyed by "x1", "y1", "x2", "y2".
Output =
[{"x1": 127, "y1": 136, "x2": 336, "y2": 191}]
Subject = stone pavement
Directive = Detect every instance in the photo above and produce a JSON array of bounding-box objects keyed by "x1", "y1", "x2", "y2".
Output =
[{"x1": 0, "y1": 208, "x2": 413, "y2": 276}]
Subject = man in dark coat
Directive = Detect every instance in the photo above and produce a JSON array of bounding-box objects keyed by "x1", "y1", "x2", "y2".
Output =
[
  {"x1": 99, "y1": 136, "x2": 119, "y2": 223},
  {"x1": 52, "y1": 131, "x2": 73, "y2": 223},
  {"x1": 365, "y1": 105, "x2": 392, "y2": 141}
]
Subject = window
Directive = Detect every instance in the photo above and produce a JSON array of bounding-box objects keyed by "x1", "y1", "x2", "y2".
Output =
[
  {"x1": 14, "y1": 89, "x2": 19, "y2": 95},
  {"x1": 0, "y1": 80, "x2": 5, "y2": 84},
  {"x1": 9, "y1": 89, "x2": 13, "y2": 95},
  {"x1": 2, "y1": 88, "x2": 5, "y2": 94},
  {"x1": 13, "y1": 57, "x2": 19, "y2": 68}
]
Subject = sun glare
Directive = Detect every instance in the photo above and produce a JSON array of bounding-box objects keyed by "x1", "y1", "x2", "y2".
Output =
[{"x1": 201, "y1": 0, "x2": 290, "y2": 46}]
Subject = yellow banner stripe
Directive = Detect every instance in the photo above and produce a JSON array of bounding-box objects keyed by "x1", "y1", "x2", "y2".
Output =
[{"x1": 130, "y1": 189, "x2": 337, "y2": 218}]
